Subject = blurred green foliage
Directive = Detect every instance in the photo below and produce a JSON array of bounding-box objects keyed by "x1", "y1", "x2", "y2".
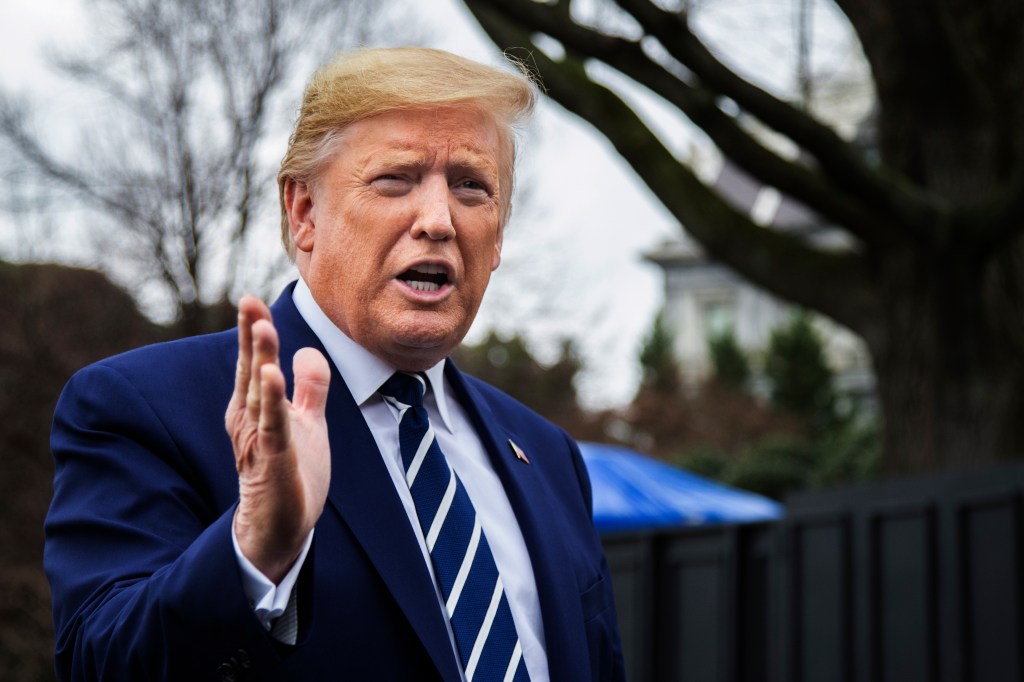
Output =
[
  {"x1": 638, "y1": 312, "x2": 682, "y2": 395},
  {"x1": 676, "y1": 426, "x2": 881, "y2": 501},
  {"x1": 666, "y1": 310, "x2": 881, "y2": 500},
  {"x1": 708, "y1": 331, "x2": 750, "y2": 391},
  {"x1": 764, "y1": 312, "x2": 840, "y2": 437}
]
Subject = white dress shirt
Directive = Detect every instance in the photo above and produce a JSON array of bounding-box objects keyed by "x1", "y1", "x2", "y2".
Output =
[{"x1": 235, "y1": 279, "x2": 549, "y2": 681}]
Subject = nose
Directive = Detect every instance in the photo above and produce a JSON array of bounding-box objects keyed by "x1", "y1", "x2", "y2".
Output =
[{"x1": 411, "y1": 176, "x2": 456, "y2": 241}]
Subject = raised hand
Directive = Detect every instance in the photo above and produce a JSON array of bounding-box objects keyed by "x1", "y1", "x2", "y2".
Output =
[{"x1": 226, "y1": 296, "x2": 332, "y2": 584}]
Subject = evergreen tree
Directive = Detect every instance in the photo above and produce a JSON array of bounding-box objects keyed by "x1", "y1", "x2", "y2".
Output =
[
  {"x1": 638, "y1": 312, "x2": 682, "y2": 395},
  {"x1": 454, "y1": 333, "x2": 584, "y2": 428},
  {"x1": 708, "y1": 331, "x2": 750, "y2": 390},
  {"x1": 764, "y1": 312, "x2": 837, "y2": 435}
]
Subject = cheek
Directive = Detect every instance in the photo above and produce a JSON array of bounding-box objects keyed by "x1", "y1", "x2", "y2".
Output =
[
  {"x1": 317, "y1": 211, "x2": 383, "y2": 269},
  {"x1": 460, "y1": 216, "x2": 502, "y2": 273},
  {"x1": 463, "y1": 238, "x2": 494, "y2": 278}
]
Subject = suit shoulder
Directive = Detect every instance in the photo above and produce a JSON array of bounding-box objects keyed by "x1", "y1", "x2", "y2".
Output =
[
  {"x1": 63, "y1": 329, "x2": 239, "y2": 407},
  {"x1": 85, "y1": 328, "x2": 237, "y2": 376}
]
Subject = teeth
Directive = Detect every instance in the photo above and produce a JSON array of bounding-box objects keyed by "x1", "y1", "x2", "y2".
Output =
[
  {"x1": 408, "y1": 280, "x2": 441, "y2": 292},
  {"x1": 412, "y1": 263, "x2": 446, "y2": 275}
]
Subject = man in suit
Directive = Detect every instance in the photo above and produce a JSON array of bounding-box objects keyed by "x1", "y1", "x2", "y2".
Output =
[{"x1": 45, "y1": 47, "x2": 624, "y2": 681}]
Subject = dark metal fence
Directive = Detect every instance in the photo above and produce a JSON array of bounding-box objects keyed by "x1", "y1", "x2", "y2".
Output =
[{"x1": 602, "y1": 462, "x2": 1024, "y2": 682}]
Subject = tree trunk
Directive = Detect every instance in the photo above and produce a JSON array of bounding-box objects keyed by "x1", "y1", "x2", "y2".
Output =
[
  {"x1": 854, "y1": 0, "x2": 1024, "y2": 473},
  {"x1": 462, "y1": 0, "x2": 1024, "y2": 475},
  {"x1": 869, "y1": 240, "x2": 1024, "y2": 473}
]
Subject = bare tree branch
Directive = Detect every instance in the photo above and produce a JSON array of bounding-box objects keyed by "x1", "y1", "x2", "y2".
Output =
[
  {"x1": 611, "y1": 0, "x2": 944, "y2": 235},
  {"x1": 1, "y1": 0, "x2": 399, "y2": 328},
  {"x1": 469, "y1": 1, "x2": 878, "y2": 331},
  {"x1": 0, "y1": 95, "x2": 158, "y2": 233},
  {"x1": 471, "y1": 0, "x2": 945, "y2": 244},
  {"x1": 465, "y1": 0, "x2": 1024, "y2": 472},
  {"x1": 475, "y1": 0, "x2": 895, "y2": 246}
]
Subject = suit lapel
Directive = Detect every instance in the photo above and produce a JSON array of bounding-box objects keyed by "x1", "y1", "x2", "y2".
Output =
[
  {"x1": 445, "y1": 361, "x2": 593, "y2": 681},
  {"x1": 271, "y1": 289, "x2": 461, "y2": 682}
]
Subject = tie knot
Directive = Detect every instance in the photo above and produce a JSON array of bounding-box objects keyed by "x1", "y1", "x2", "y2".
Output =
[{"x1": 379, "y1": 372, "x2": 427, "y2": 408}]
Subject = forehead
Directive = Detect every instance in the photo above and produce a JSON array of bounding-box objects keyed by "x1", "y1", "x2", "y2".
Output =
[{"x1": 338, "y1": 107, "x2": 503, "y2": 172}]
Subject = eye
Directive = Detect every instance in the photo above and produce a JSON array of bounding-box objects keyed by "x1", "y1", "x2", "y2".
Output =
[
  {"x1": 371, "y1": 174, "x2": 412, "y2": 196},
  {"x1": 453, "y1": 178, "x2": 491, "y2": 202}
]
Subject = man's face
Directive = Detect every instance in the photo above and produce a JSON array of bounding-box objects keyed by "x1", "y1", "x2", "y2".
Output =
[{"x1": 288, "y1": 106, "x2": 506, "y2": 371}]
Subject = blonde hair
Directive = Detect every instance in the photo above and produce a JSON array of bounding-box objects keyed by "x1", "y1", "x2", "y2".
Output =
[{"x1": 277, "y1": 47, "x2": 539, "y2": 256}]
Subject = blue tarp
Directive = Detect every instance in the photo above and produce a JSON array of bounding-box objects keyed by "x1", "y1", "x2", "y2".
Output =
[{"x1": 578, "y1": 442, "x2": 784, "y2": 532}]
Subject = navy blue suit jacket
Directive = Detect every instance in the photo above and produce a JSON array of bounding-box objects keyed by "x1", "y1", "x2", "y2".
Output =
[{"x1": 45, "y1": 285, "x2": 624, "y2": 681}]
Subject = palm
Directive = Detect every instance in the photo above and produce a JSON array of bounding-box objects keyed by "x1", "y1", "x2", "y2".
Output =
[
  {"x1": 228, "y1": 297, "x2": 332, "y2": 583},
  {"x1": 286, "y1": 384, "x2": 332, "y2": 531}
]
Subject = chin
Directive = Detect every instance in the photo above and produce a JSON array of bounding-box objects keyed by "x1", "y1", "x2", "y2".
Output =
[
  {"x1": 397, "y1": 329, "x2": 456, "y2": 353},
  {"x1": 381, "y1": 328, "x2": 456, "y2": 368},
  {"x1": 377, "y1": 309, "x2": 476, "y2": 366}
]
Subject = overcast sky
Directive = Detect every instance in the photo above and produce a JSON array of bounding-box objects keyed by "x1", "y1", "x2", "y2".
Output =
[{"x1": 0, "y1": 0, "x2": 861, "y2": 408}]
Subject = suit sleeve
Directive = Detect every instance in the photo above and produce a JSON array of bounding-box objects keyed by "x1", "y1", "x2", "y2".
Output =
[
  {"x1": 565, "y1": 432, "x2": 627, "y2": 682},
  {"x1": 45, "y1": 362, "x2": 294, "y2": 681}
]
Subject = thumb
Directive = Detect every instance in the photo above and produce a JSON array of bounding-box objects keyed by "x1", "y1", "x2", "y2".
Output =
[{"x1": 291, "y1": 347, "x2": 331, "y2": 415}]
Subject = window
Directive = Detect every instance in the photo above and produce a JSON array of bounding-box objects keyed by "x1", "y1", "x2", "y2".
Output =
[{"x1": 702, "y1": 298, "x2": 735, "y2": 340}]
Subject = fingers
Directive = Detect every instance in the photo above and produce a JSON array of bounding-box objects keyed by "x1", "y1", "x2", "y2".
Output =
[
  {"x1": 258, "y1": 361, "x2": 289, "y2": 454},
  {"x1": 231, "y1": 296, "x2": 272, "y2": 414},
  {"x1": 292, "y1": 348, "x2": 331, "y2": 416},
  {"x1": 247, "y1": 319, "x2": 280, "y2": 422}
]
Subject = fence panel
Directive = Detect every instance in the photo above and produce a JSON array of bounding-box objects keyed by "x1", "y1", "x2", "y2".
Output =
[{"x1": 603, "y1": 462, "x2": 1024, "y2": 682}]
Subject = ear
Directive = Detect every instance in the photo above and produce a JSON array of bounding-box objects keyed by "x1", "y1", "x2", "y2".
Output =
[
  {"x1": 284, "y1": 178, "x2": 316, "y2": 253},
  {"x1": 491, "y1": 223, "x2": 504, "y2": 272}
]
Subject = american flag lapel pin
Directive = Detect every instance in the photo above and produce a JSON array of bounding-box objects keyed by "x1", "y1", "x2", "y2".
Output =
[{"x1": 508, "y1": 439, "x2": 530, "y2": 464}]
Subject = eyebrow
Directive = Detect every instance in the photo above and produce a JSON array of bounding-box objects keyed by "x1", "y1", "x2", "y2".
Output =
[
  {"x1": 358, "y1": 142, "x2": 498, "y2": 178},
  {"x1": 448, "y1": 145, "x2": 499, "y2": 176},
  {"x1": 357, "y1": 145, "x2": 431, "y2": 170}
]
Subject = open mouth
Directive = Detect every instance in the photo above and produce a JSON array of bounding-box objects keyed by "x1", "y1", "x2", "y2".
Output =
[{"x1": 398, "y1": 263, "x2": 449, "y2": 292}]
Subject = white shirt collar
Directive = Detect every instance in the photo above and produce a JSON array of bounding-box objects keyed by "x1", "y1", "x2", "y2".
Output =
[{"x1": 291, "y1": 278, "x2": 455, "y2": 433}]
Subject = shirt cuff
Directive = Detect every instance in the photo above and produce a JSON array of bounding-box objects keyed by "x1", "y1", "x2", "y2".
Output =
[{"x1": 232, "y1": 526, "x2": 314, "y2": 631}]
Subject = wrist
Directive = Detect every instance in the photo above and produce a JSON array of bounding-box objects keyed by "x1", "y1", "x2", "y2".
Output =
[{"x1": 232, "y1": 509, "x2": 303, "y2": 585}]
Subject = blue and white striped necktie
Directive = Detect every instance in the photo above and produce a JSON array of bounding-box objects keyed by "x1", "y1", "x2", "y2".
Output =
[{"x1": 380, "y1": 372, "x2": 529, "y2": 682}]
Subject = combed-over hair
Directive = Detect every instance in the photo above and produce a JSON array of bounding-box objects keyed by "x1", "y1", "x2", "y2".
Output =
[{"x1": 277, "y1": 47, "x2": 539, "y2": 256}]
